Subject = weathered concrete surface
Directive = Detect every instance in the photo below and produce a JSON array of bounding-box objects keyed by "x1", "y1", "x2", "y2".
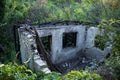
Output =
[
  {"x1": 34, "y1": 55, "x2": 51, "y2": 73},
  {"x1": 83, "y1": 46, "x2": 112, "y2": 62},
  {"x1": 37, "y1": 25, "x2": 86, "y2": 64},
  {"x1": 85, "y1": 27, "x2": 100, "y2": 48}
]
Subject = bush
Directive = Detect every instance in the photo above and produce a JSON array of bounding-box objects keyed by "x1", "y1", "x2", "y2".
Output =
[
  {"x1": 26, "y1": 0, "x2": 91, "y2": 24},
  {"x1": 0, "y1": 62, "x2": 37, "y2": 80},
  {"x1": 64, "y1": 70, "x2": 102, "y2": 80},
  {"x1": 97, "y1": 19, "x2": 120, "y2": 80},
  {"x1": 95, "y1": 35, "x2": 109, "y2": 50},
  {"x1": 43, "y1": 72, "x2": 62, "y2": 80},
  {"x1": 0, "y1": 0, "x2": 32, "y2": 63},
  {"x1": 36, "y1": 69, "x2": 102, "y2": 80},
  {"x1": 36, "y1": 71, "x2": 46, "y2": 80}
]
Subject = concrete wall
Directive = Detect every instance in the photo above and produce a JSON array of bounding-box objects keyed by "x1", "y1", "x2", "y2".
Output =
[
  {"x1": 37, "y1": 25, "x2": 86, "y2": 64},
  {"x1": 85, "y1": 27, "x2": 100, "y2": 48}
]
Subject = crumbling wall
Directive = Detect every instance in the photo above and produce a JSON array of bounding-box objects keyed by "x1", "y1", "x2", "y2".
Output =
[
  {"x1": 18, "y1": 25, "x2": 51, "y2": 73},
  {"x1": 18, "y1": 24, "x2": 112, "y2": 72}
]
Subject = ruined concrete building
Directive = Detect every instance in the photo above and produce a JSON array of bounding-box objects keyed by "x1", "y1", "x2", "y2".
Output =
[{"x1": 18, "y1": 21, "x2": 112, "y2": 74}]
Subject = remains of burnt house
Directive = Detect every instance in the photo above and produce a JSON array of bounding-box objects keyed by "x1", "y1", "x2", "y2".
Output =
[{"x1": 18, "y1": 21, "x2": 112, "y2": 74}]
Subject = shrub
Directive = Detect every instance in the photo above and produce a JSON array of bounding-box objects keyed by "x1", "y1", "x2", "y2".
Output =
[
  {"x1": 64, "y1": 70, "x2": 102, "y2": 80},
  {"x1": 98, "y1": 19, "x2": 120, "y2": 80},
  {"x1": 95, "y1": 35, "x2": 108, "y2": 50},
  {"x1": 43, "y1": 72, "x2": 62, "y2": 80},
  {"x1": 0, "y1": 62, "x2": 37, "y2": 80},
  {"x1": 36, "y1": 69, "x2": 102, "y2": 80},
  {"x1": 36, "y1": 71, "x2": 46, "y2": 80}
]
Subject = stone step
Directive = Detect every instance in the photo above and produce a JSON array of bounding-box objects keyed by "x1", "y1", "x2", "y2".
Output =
[
  {"x1": 41, "y1": 68, "x2": 51, "y2": 73},
  {"x1": 35, "y1": 58, "x2": 47, "y2": 66},
  {"x1": 34, "y1": 55, "x2": 51, "y2": 73}
]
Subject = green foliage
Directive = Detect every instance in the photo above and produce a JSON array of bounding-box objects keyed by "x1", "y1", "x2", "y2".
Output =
[
  {"x1": 43, "y1": 72, "x2": 62, "y2": 80},
  {"x1": 97, "y1": 19, "x2": 120, "y2": 79},
  {"x1": 0, "y1": 0, "x2": 5, "y2": 21},
  {"x1": 36, "y1": 71, "x2": 46, "y2": 80},
  {"x1": 0, "y1": 0, "x2": 33, "y2": 63},
  {"x1": 28, "y1": 0, "x2": 120, "y2": 24},
  {"x1": 0, "y1": 62, "x2": 37, "y2": 80},
  {"x1": 64, "y1": 70, "x2": 102, "y2": 80},
  {"x1": 95, "y1": 35, "x2": 108, "y2": 50},
  {"x1": 26, "y1": 0, "x2": 91, "y2": 24},
  {"x1": 36, "y1": 70, "x2": 101, "y2": 80},
  {"x1": 98, "y1": 19, "x2": 120, "y2": 55},
  {"x1": 63, "y1": 0, "x2": 120, "y2": 23},
  {"x1": 4, "y1": 0, "x2": 31, "y2": 24}
]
